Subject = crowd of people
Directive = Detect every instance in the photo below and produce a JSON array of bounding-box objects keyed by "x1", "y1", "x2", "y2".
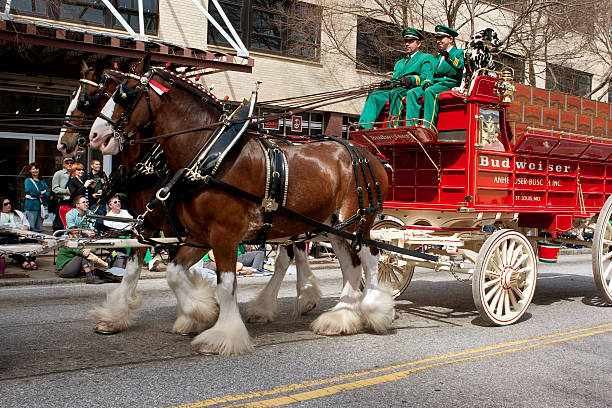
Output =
[{"x1": 2, "y1": 157, "x2": 268, "y2": 281}]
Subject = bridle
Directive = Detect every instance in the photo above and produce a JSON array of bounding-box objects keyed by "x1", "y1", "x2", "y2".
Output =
[{"x1": 97, "y1": 67, "x2": 223, "y2": 150}]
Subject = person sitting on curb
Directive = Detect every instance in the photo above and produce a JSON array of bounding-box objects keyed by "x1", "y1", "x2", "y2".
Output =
[
  {"x1": 0, "y1": 196, "x2": 38, "y2": 270},
  {"x1": 199, "y1": 245, "x2": 265, "y2": 276},
  {"x1": 65, "y1": 195, "x2": 95, "y2": 236},
  {"x1": 56, "y1": 227, "x2": 106, "y2": 284}
]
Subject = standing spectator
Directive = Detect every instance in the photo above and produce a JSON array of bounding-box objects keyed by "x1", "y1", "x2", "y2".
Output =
[
  {"x1": 24, "y1": 162, "x2": 50, "y2": 232},
  {"x1": 87, "y1": 159, "x2": 108, "y2": 202},
  {"x1": 65, "y1": 195, "x2": 95, "y2": 237},
  {"x1": 52, "y1": 157, "x2": 73, "y2": 230},
  {"x1": 67, "y1": 162, "x2": 94, "y2": 204},
  {"x1": 0, "y1": 196, "x2": 38, "y2": 269}
]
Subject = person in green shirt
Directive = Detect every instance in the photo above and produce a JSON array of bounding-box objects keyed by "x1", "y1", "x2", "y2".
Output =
[
  {"x1": 358, "y1": 27, "x2": 433, "y2": 130},
  {"x1": 420, "y1": 25, "x2": 465, "y2": 130},
  {"x1": 56, "y1": 228, "x2": 104, "y2": 283}
]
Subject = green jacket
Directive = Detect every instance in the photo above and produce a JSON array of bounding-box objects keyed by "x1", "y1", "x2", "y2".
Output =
[
  {"x1": 392, "y1": 51, "x2": 433, "y2": 88},
  {"x1": 428, "y1": 46, "x2": 464, "y2": 89},
  {"x1": 55, "y1": 247, "x2": 84, "y2": 271}
]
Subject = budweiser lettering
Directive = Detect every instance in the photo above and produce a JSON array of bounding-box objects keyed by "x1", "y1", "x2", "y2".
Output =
[{"x1": 480, "y1": 155, "x2": 573, "y2": 173}]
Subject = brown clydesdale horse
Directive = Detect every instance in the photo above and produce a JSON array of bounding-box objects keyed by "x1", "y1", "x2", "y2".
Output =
[
  {"x1": 59, "y1": 62, "x2": 321, "y2": 337},
  {"x1": 89, "y1": 57, "x2": 393, "y2": 355}
]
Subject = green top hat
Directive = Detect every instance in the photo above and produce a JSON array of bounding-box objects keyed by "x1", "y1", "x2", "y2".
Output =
[
  {"x1": 434, "y1": 25, "x2": 458, "y2": 38},
  {"x1": 402, "y1": 27, "x2": 424, "y2": 41}
]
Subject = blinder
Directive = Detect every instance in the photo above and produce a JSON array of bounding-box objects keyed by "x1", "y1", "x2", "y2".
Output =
[{"x1": 113, "y1": 82, "x2": 140, "y2": 108}]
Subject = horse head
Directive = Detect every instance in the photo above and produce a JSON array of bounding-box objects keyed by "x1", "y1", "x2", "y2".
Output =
[
  {"x1": 89, "y1": 55, "x2": 156, "y2": 156},
  {"x1": 58, "y1": 61, "x2": 125, "y2": 157},
  {"x1": 89, "y1": 55, "x2": 223, "y2": 166}
]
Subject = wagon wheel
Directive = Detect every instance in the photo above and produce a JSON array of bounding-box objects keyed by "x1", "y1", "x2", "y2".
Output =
[
  {"x1": 591, "y1": 194, "x2": 612, "y2": 304},
  {"x1": 360, "y1": 219, "x2": 415, "y2": 299},
  {"x1": 472, "y1": 229, "x2": 537, "y2": 326}
]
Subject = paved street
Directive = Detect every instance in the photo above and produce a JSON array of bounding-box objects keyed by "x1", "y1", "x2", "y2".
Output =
[{"x1": 0, "y1": 253, "x2": 611, "y2": 407}]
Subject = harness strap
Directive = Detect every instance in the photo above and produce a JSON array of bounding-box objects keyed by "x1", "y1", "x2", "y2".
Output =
[{"x1": 202, "y1": 175, "x2": 437, "y2": 262}]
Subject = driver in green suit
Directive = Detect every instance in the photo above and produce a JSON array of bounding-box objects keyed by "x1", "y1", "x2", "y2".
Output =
[
  {"x1": 358, "y1": 27, "x2": 432, "y2": 130},
  {"x1": 421, "y1": 25, "x2": 464, "y2": 131}
]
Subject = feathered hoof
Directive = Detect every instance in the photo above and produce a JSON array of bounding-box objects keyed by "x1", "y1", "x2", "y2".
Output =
[
  {"x1": 299, "y1": 302, "x2": 316, "y2": 315},
  {"x1": 311, "y1": 308, "x2": 363, "y2": 336},
  {"x1": 360, "y1": 289, "x2": 395, "y2": 334},
  {"x1": 192, "y1": 328, "x2": 255, "y2": 356},
  {"x1": 172, "y1": 314, "x2": 201, "y2": 336},
  {"x1": 93, "y1": 321, "x2": 122, "y2": 335},
  {"x1": 245, "y1": 314, "x2": 272, "y2": 324}
]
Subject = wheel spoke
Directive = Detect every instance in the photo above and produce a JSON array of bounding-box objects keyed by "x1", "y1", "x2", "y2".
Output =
[
  {"x1": 494, "y1": 288, "x2": 505, "y2": 316},
  {"x1": 508, "y1": 287, "x2": 518, "y2": 308},
  {"x1": 512, "y1": 253, "x2": 528, "y2": 270},
  {"x1": 509, "y1": 243, "x2": 521, "y2": 268},
  {"x1": 602, "y1": 250, "x2": 612, "y2": 262},
  {"x1": 485, "y1": 269, "x2": 500, "y2": 279},
  {"x1": 484, "y1": 277, "x2": 500, "y2": 289},
  {"x1": 390, "y1": 267, "x2": 402, "y2": 286},
  {"x1": 507, "y1": 241, "x2": 516, "y2": 265},
  {"x1": 603, "y1": 262, "x2": 612, "y2": 281},
  {"x1": 503, "y1": 289, "x2": 511, "y2": 315},
  {"x1": 603, "y1": 238, "x2": 612, "y2": 246},
  {"x1": 501, "y1": 242, "x2": 508, "y2": 266},
  {"x1": 485, "y1": 282, "x2": 501, "y2": 302},
  {"x1": 489, "y1": 285, "x2": 503, "y2": 311},
  {"x1": 511, "y1": 286, "x2": 525, "y2": 301}
]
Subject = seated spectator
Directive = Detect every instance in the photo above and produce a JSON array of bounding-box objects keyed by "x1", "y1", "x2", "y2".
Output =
[
  {"x1": 56, "y1": 227, "x2": 105, "y2": 284},
  {"x1": 201, "y1": 244, "x2": 265, "y2": 276},
  {"x1": 65, "y1": 195, "x2": 95, "y2": 237},
  {"x1": 103, "y1": 195, "x2": 132, "y2": 231},
  {"x1": 0, "y1": 196, "x2": 38, "y2": 270}
]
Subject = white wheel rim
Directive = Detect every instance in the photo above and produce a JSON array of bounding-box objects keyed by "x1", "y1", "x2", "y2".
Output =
[
  {"x1": 479, "y1": 233, "x2": 536, "y2": 324},
  {"x1": 378, "y1": 253, "x2": 414, "y2": 298},
  {"x1": 596, "y1": 219, "x2": 612, "y2": 299}
]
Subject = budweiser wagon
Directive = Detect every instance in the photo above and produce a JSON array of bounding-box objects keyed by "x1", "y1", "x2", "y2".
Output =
[{"x1": 350, "y1": 69, "x2": 612, "y2": 326}]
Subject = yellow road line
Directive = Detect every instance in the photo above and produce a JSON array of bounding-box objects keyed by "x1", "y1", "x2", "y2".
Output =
[
  {"x1": 172, "y1": 322, "x2": 612, "y2": 408},
  {"x1": 231, "y1": 328, "x2": 612, "y2": 407}
]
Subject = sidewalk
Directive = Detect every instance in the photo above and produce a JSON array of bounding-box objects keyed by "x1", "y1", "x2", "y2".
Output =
[{"x1": 0, "y1": 253, "x2": 341, "y2": 287}]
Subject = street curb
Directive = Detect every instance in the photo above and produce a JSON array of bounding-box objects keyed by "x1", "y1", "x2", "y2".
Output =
[{"x1": 0, "y1": 262, "x2": 341, "y2": 287}]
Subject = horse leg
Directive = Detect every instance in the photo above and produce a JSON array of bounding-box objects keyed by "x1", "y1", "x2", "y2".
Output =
[
  {"x1": 359, "y1": 245, "x2": 394, "y2": 333},
  {"x1": 293, "y1": 242, "x2": 321, "y2": 317},
  {"x1": 245, "y1": 244, "x2": 292, "y2": 323},
  {"x1": 311, "y1": 236, "x2": 363, "y2": 336},
  {"x1": 166, "y1": 246, "x2": 218, "y2": 335},
  {"x1": 90, "y1": 249, "x2": 144, "y2": 334},
  {"x1": 192, "y1": 245, "x2": 254, "y2": 356}
]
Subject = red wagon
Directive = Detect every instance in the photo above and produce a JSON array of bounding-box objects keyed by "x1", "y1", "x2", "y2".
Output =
[{"x1": 350, "y1": 70, "x2": 612, "y2": 325}]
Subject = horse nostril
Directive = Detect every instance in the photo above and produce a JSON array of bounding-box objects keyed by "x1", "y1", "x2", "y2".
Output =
[{"x1": 91, "y1": 132, "x2": 97, "y2": 139}]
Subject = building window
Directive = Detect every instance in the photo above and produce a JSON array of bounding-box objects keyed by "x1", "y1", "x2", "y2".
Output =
[
  {"x1": 356, "y1": 18, "x2": 403, "y2": 74},
  {"x1": 608, "y1": 82, "x2": 612, "y2": 103},
  {"x1": 545, "y1": 63, "x2": 592, "y2": 96},
  {"x1": 496, "y1": 52, "x2": 525, "y2": 84},
  {"x1": 356, "y1": 18, "x2": 436, "y2": 74},
  {"x1": 207, "y1": 0, "x2": 321, "y2": 61},
  {"x1": 256, "y1": 107, "x2": 323, "y2": 136},
  {"x1": 10, "y1": 0, "x2": 159, "y2": 35}
]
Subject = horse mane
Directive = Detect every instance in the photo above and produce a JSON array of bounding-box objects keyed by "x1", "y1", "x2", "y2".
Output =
[{"x1": 153, "y1": 68, "x2": 224, "y2": 110}]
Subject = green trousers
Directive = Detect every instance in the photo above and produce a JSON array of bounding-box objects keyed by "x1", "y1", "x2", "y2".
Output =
[
  {"x1": 423, "y1": 83, "x2": 452, "y2": 130},
  {"x1": 358, "y1": 89, "x2": 393, "y2": 130},
  {"x1": 395, "y1": 87, "x2": 425, "y2": 126}
]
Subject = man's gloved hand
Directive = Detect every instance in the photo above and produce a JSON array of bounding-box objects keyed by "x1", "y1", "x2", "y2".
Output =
[
  {"x1": 439, "y1": 49, "x2": 449, "y2": 58},
  {"x1": 400, "y1": 76, "x2": 413, "y2": 88},
  {"x1": 422, "y1": 82, "x2": 433, "y2": 90},
  {"x1": 380, "y1": 79, "x2": 395, "y2": 90}
]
